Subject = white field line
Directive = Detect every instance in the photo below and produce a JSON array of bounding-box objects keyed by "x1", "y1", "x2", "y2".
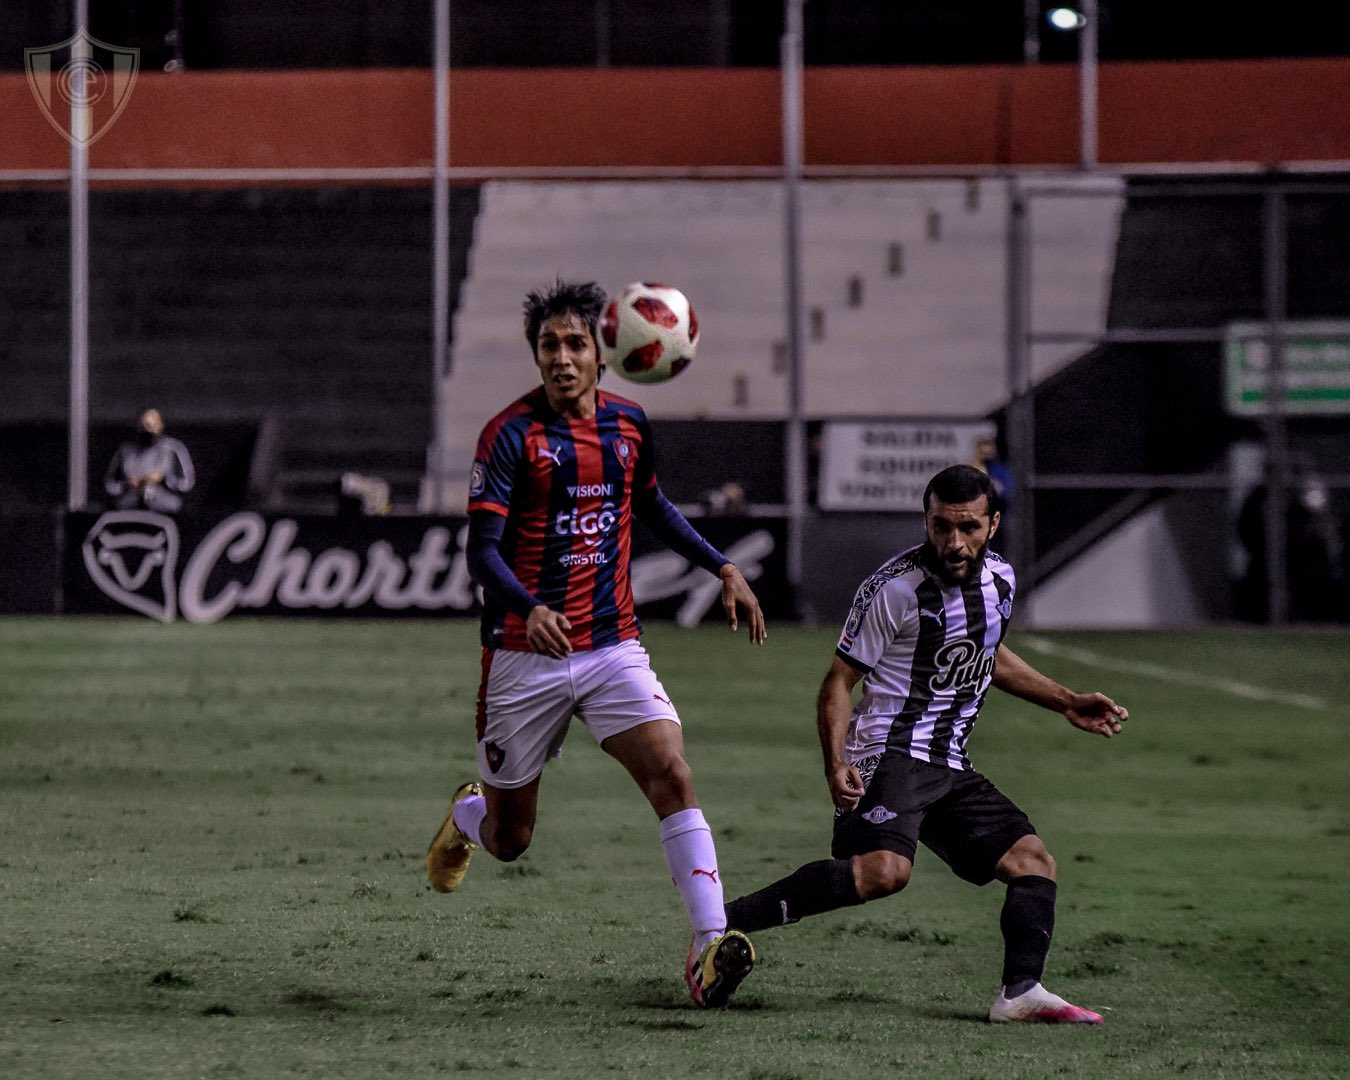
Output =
[{"x1": 1019, "y1": 635, "x2": 1329, "y2": 712}]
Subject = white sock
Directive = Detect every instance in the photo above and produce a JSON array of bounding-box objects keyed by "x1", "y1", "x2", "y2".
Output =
[
  {"x1": 451, "y1": 793, "x2": 487, "y2": 847},
  {"x1": 659, "y1": 807, "x2": 727, "y2": 950}
]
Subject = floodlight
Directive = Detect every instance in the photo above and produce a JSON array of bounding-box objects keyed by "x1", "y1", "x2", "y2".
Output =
[{"x1": 1047, "y1": 7, "x2": 1087, "y2": 30}]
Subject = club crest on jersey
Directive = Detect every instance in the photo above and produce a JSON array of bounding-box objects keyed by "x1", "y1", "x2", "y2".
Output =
[
  {"x1": 929, "y1": 637, "x2": 995, "y2": 695},
  {"x1": 469, "y1": 461, "x2": 486, "y2": 497},
  {"x1": 613, "y1": 438, "x2": 632, "y2": 462},
  {"x1": 844, "y1": 606, "x2": 863, "y2": 639},
  {"x1": 996, "y1": 597, "x2": 1013, "y2": 620}
]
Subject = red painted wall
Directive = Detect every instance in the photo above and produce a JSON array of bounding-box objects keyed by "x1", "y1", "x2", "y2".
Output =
[{"x1": 2, "y1": 59, "x2": 1348, "y2": 176}]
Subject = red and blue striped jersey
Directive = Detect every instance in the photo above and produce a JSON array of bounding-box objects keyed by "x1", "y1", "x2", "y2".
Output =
[{"x1": 467, "y1": 386, "x2": 656, "y2": 652}]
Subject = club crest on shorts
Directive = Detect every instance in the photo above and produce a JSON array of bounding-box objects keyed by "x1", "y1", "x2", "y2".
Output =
[
  {"x1": 484, "y1": 740, "x2": 506, "y2": 774},
  {"x1": 861, "y1": 805, "x2": 898, "y2": 825}
]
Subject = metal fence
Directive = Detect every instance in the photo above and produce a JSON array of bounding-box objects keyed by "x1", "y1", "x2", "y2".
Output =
[{"x1": 1007, "y1": 174, "x2": 1350, "y2": 625}]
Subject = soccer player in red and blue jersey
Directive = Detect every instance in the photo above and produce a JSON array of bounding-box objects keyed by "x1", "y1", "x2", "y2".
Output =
[{"x1": 426, "y1": 280, "x2": 765, "y2": 1008}]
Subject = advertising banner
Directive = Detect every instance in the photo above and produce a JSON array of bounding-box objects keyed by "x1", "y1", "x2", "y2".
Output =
[
  {"x1": 818, "y1": 420, "x2": 996, "y2": 511},
  {"x1": 63, "y1": 511, "x2": 790, "y2": 625},
  {"x1": 1225, "y1": 320, "x2": 1350, "y2": 415}
]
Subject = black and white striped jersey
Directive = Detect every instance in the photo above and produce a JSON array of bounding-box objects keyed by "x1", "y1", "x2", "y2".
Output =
[{"x1": 835, "y1": 542, "x2": 1016, "y2": 771}]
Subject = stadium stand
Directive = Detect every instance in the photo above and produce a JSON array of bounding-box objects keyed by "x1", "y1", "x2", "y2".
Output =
[
  {"x1": 2, "y1": 178, "x2": 1120, "y2": 514},
  {"x1": 0, "y1": 186, "x2": 480, "y2": 512},
  {"x1": 443, "y1": 177, "x2": 1121, "y2": 485}
]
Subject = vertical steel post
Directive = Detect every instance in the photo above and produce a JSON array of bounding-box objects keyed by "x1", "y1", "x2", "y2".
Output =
[
  {"x1": 781, "y1": 0, "x2": 808, "y2": 615},
  {"x1": 68, "y1": 0, "x2": 90, "y2": 510},
  {"x1": 1022, "y1": 0, "x2": 1040, "y2": 63},
  {"x1": 1261, "y1": 184, "x2": 1290, "y2": 625},
  {"x1": 426, "y1": 0, "x2": 453, "y2": 511},
  {"x1": 710, "y1": 0, "x2": 732, "y2": 66},
  {"x1": 595, "y1": 0, "x2": 611, "y2": 67},
  {"x1": 1005, "y1": 177, "x2": 1035, "y2": 587},
  {"x1": 1079, "y1": 0, "x2": 1098, "y2": 170}
]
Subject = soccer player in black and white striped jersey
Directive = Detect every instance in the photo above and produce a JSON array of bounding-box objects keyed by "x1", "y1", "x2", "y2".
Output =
[{"x1": 724, "y1": 465, "x2": 1128, "y2": 1024}]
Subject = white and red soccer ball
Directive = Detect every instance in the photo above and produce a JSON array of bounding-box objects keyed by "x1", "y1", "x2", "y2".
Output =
[{"x1": 599, "y1": 282, "x2": 699, "y2": 384}]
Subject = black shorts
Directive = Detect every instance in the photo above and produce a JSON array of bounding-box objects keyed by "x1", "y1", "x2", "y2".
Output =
[{"x1": 831, "y1": 752, "x2": 1036, "y2": 886}]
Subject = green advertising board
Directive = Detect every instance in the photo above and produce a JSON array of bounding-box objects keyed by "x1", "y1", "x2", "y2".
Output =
[{"x1": 1225, "y1": 320, "x2": 1350, "y2": 415}]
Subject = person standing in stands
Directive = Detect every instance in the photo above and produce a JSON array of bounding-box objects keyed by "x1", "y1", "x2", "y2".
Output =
[{"x1": 104, "y1": 408, "x2": 195, "y2": 514}]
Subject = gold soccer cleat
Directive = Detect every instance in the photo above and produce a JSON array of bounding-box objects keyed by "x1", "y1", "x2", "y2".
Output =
[
  {"x1": 685, "y1": 930, "x2": 756, "y2": 1008},
  {"x1": 426, "y1": 782, "x2": 483, "y2": 893}
]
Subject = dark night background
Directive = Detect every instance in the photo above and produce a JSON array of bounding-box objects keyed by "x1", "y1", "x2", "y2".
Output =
[{"x1": 2, "y1": 2, "x2": 1345, "y2": 71}]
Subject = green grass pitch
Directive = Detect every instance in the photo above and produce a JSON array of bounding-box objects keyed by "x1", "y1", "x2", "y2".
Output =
[{"x1": 1, "y1": 617, "x2": 1348, "y2": 1078}]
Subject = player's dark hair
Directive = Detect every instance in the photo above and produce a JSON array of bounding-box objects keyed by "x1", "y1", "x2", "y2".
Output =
[
  {"x1": 923, "y1": 464, "x2": 998, "y2": 516},
  {"x1": 522, "y1": 280, "x2": 607, "y2": 354}
]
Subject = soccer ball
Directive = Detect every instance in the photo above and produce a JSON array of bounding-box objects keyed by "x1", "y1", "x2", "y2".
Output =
[{"x1": 598, "y1": 282, "x2": 699, "y2": 384}]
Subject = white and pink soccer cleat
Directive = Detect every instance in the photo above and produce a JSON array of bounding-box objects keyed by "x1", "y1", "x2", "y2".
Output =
[{"x1": 989, "y1": 982, "x2": 1104, "y2": 1024}]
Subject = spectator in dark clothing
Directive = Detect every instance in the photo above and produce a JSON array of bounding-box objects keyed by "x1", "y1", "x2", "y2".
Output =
[
  {"x1": 1236, "y1": 472, "x2": 1344, "y2": 622},
  {"x1": 104, "y1": 408, "x2": 195, "y2": 514}
]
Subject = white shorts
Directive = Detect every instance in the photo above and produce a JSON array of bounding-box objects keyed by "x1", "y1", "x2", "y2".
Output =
[{"x1": 475, "y1": 638, "x2": 680, "y2": 789}]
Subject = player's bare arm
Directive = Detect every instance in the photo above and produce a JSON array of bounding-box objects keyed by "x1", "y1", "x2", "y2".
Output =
[
  {"x1": 818, "y1": 656, "x2": 865, "y2": 810},
  {"x1": 525, "y1": 605, "x2": 573, "y2": 658},
  {"x1": 719, "y1": 563, "x2": 766, "y2": 644},
  {"x1": 992, "y1": 643, "x2": 1127, "y2": 738}
]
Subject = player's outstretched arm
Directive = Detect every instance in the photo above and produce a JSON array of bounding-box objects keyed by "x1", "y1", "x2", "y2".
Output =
[
  {"x1": 992, "y1": 643, "x2": 1127, "y2": 739},
  {"x1": 719, "y1": 563, "x2": 766, "y2": 644},
  {"x1": 633, "y1": 485, "x2": 765, "y2": 643}
]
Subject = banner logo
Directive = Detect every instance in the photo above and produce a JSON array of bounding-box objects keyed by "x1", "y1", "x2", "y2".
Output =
[
  {"x1": 82, "y1": 511, "x2": 179, "y2": 623},
  {"x1": 73, "y1": 513, "x2": 781, "y2": 626},
  {"x1": 25, "y1": 28, "x2": 140, "y2": 149}
]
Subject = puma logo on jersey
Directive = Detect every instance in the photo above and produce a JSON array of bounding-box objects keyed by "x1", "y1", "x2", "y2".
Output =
[
  {"x1": 537, "y1": 445, "x2": 564, "y2": 466},
  {"x1": 691, "y1": 868, "x2": 718, "y2": 883}
]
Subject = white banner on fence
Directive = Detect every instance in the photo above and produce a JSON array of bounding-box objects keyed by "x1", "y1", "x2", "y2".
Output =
[{"x1": 818, "y1": 420, "x2": 996, "y2": 512}]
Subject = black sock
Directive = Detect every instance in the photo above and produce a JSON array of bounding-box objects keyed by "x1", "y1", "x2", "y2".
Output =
[
  {"x1": 1000, "y1": 874, "x2": 1056, "y2": 995},
  {"x1": 724, "y1": 859, "x2": 863, "y2": 933}
]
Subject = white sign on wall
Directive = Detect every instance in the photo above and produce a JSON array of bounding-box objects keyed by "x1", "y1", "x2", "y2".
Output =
[{"x1": 818, "y1": 420, "x2": 997, "y2": 512}]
